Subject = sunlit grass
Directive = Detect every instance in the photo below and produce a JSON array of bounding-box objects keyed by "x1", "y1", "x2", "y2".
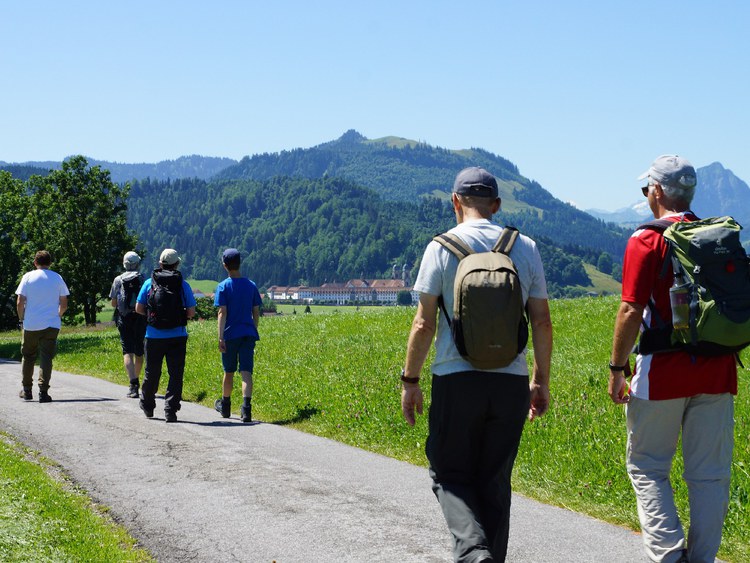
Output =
[
  {"x1": 0, "y1": 432, "x2": 153, "y2": 562},
  {"x1": 0, "y1": 297, "x2": 747, "y2": 561}
]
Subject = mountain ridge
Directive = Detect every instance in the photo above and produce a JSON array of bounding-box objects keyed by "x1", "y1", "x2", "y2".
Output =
[
  {"x1": 0, "y1": 154, "x2": 237, "y2": 183},
  {"x1": 587, "y1": 162, "x2": 750, "y2": 229}
]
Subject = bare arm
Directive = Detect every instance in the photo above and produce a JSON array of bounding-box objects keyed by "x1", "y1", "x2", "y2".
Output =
[
  {"x1": 401, "y1": 293, "x2": 438, "y2": 426},
  {"x1": 16, "y1": 295, "x2": 26, "y2": 322},
  {"x1": 135, "y1": 302, "x2": 146, "y2": 316},
  {"x1": 58, "y1": 295, "x2": 68, "y2": 318},
  {"x1": 252, "y1": 305, "x2": 260, "y2": 329},
  {"x1": 217, "y1": 305, "x2": 227, "y2": 352},
  {"x1": 608, "y1": 300, "x2": 644, "y2": 404},
  {"x1": 527, "y1": 297, "x2": 552, "y2": 420},
  {"x1": 185, "y1": 306, "x2": 196, "y2": 320}
]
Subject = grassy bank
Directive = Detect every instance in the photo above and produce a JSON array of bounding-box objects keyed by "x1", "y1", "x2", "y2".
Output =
[
  {"x1": 0, "y1": 432, "x2": 153, "y2": 561},
  {"x1": 0, "y1": 297, "x2": 747, "y2": 561}
]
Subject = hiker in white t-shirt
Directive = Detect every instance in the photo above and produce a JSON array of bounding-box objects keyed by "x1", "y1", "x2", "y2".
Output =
[
  {"x1": 401, "y1": 167, "x2": 553, "y2": 563},
  {"x1": 15, "y1": 250, "x2": 69, "y2": 403}
]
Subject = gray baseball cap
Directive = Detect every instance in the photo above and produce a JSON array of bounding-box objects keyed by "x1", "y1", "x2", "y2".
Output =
[
  {"x1": 637, "y1": 155, "x2": 696, "y2": 189},
  {"x1": 123, "y1": 251, "x2": 140, "y2": 268},
  {"x1": 159, "y1": 248, "x2": 181, "y2": 266},
  {"x1": 452, "y1": 167, "x2": 499, "y2": 198}
]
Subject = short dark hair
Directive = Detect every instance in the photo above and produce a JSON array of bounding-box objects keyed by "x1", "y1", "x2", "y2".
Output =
[
  {"x1": 223, "y1": 256, "x2": 241, "y2": 271},
  {"x1": 34, "y1": 250, "x2": 52, "y2": 267}
]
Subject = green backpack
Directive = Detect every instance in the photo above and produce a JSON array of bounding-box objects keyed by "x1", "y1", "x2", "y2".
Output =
[
  {"x1": 638, "y1": 216, "x2": 750, "y2": 356},
  {"x1": 434, "y1": 227, "x2": 528, "y2": 369}
]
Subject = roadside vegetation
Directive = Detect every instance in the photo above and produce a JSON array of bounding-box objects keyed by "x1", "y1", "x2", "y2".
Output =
[
  {"x1": 0, "y1": 432, "x2": 153, "y2": 562},
  {"x1": 0, "y1": 296, "x2": 747, "y2": 562}
]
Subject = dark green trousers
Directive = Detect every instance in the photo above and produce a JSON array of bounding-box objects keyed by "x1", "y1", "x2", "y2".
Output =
[{"x1": 21, "y1": 327, "x2": 60, "y2": 391}]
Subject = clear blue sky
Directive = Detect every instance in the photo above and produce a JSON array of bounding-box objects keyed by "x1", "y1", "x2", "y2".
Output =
[{"x1": 1, "y1": 1, "x2": 747, "y2": 211}]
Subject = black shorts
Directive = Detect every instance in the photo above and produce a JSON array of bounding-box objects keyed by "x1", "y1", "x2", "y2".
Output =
[{"x1": 117, "y1": 313, "x2": 147, "y2": 356}]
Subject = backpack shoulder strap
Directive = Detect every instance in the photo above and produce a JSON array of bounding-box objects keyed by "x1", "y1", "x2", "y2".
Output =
[
  {"x1": 433, "y1": 232, "x2": 474, "y2": 261},
  {"x1": 637, "y1": 218, "x2": 673, "y2": 232},
  {"x1": 636, "y1": 218, "x2": 682, "y2": 280},
  {"x1": 432, "y1": 232, "x2": 474, "y2": 326},
  {"x1": 492, "y1": 226, "x2": 520, "y2": 255}
]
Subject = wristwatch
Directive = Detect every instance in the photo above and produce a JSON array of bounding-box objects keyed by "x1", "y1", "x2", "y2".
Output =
[
  {"x1": 608, "y1": 361, "x2": 628, "y2": 372},
  {"x1": 400, "y1": 368, "x2": 420, "y2": 384}
]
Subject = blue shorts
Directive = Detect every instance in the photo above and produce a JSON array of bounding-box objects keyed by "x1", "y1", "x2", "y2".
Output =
[{"x1": 221, "y1": 336, "x2": 256, "y2": 373}]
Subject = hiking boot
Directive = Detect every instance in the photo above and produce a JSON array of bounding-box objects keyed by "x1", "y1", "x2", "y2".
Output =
[
  {"x1": 19, "y1": 388, "x2": 33, "y2": 401},
  {"x1": 214, "y1": 397, "x2": 231, "y2": 418},
  {"x1": 165, "y1": 411, "x2": 177, "y2": 423},
  {"x1": 241, "y1": 403, "x2": 252, "y2": 423},
  {"x1": 127, "y1": 381, "x2": 140, "y2": 399},
  {"x1": 38, "y1": 391, "x2": 52, "y2": 403},
  {"x1": 140, "y1": 402, "x2": 154, "y2": 418}
]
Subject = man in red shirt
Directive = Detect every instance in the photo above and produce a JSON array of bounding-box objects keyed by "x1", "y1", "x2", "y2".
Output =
[{"x1": 608, "y1": 155, "x2": 737, "y2": 563}]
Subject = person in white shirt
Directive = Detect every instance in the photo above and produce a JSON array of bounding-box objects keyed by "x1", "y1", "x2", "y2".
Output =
[
  {"x1": 15, "y1": 250, "x2": 69, "y2": 403},
  {"x1": 401, "y1": 167, "x2": 553, "y2": 562}
]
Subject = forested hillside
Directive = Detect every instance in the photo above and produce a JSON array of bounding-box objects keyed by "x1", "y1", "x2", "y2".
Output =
[
  {"x1": 0, "y1": 164, "x2": 50, "y2": 181},
  {"x1": 216, "y1": 130, "x2": 521, "y2": 202},
  {"x1": 128, "y1": 176, "x2": 595, "y2": 294},
  {"x1": 4, "y1": 132, "x2": 628, "y2": 298},
  {"x1": 0, "y1": 155, "x2": 237, "y2": 184},
  {"x1": 214, "y1": 130, "x2": 628, "y2": 258}
]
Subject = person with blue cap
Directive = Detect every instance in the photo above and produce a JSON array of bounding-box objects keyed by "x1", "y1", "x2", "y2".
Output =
[
  {"x1": 401, "y1": 166, "x2": 553, "y2": 562},
  {"x1": 213, "y1": 248, "x2": 262, "y2": 423}
]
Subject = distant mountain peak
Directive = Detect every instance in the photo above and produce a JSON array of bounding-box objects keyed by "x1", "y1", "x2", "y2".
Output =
[{"x1": 336, "y1": 129, "x2": 367, "y2": 144}]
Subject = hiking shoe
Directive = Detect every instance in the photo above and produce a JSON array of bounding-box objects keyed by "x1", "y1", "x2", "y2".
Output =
[
  {"x1": 140, "y1": 402, "x2": 154, "y2": 418},
  {"x1": 127, "y1": 383, "x2": 140, "y2": 399},
  {"x1": 38, "y1": 391, "x2": 52, "y2": 403},
  {"x1": 241, "y1": 404, "x2": 252, "y2": 423},
  {"x1": 19, "y1": 388, "x2": 33, "y2": 401},
  {"x1": 165, "y1": 412, "x2": 177, "y2": 423},
  {"x1": 214, "y1": 397, "x2": 231, "y2": 418}
]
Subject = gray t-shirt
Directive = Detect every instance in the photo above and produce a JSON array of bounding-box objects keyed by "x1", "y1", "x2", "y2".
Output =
[{"x1": 413, "y1": 218, "x2": 548, "y2": 376}]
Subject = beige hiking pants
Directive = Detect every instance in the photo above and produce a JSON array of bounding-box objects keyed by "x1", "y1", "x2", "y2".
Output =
[{"x1": 626, "y1": 393, "x2": 734, "y2": 563}]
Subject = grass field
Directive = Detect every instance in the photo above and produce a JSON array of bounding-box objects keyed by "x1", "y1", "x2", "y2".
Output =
[
  {"x1": 0, "y1": 297, "x2": 748, "y2": 561},
  {"x1": 0, "y1": 432, "x2": 152, "y2": 562}
]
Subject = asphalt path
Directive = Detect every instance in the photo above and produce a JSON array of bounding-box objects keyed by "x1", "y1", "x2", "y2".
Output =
[{"x1": 0, "y1": 360, "x2": 652, "y2": 562}]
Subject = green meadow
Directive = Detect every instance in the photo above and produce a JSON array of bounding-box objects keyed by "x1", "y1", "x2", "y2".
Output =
[{"x1": 0, "y1": 296, "x2": 748, "y2": 562}]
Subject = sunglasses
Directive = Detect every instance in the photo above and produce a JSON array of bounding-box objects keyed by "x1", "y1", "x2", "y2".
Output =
[{"x1": 641, "y1": 184, "x2": 654, "y2": 197}]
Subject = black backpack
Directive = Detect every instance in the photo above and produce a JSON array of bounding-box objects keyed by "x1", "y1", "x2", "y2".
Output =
[
  {"x1": 146, "y1": 269, "x2": 188, "y2": 329},
  {"x1": 117, "y1": 271, "x2": 144, "y2": 317}
]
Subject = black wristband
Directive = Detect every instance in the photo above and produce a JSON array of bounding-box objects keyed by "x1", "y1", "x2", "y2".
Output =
[
  {"x1": 608, "y1": 361, "x2": 628, "y2": 372},
  {"x1": 400, "y1": 369, "x2": 420, "y2": 384}
]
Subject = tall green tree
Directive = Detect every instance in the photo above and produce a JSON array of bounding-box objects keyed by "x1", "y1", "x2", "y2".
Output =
[
  {"x1": 23, "y1": 156, "x2": 139, "y2": 325},
  {"x1": 597, "y1": 252, "x2": 613, "y2": 275},
  {"x1": 0, "y1": 171, "x2": 28, "y2": 329}
]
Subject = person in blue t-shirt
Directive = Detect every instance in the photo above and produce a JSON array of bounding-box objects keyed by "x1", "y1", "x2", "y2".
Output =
[
  {"x1": 135, "y1": 248, "x2": 197, "y2": 423},
  {"x1": 213, "y1": 248, "x2": 262, "y2": 423}
]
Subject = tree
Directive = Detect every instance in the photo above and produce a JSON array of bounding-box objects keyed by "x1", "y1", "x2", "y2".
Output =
[
  {"x1": 597, "y1": 252, "x2": 613, "y2": 275},
  {"x1": 611, "y1": 262, "x2": 623, "y2": 283},
  {"x1": 396, "y1": 290, "x2": 413, "y2": 306},
  {"x1": 0, "y1": 172, "x2": 28, "y2": 329},
  {"x1": 261, "y1": 297, "x2": 277, "y2": 314},
  {"x1": 23, "y1": 156, "x2": 139, "y2": 325}
]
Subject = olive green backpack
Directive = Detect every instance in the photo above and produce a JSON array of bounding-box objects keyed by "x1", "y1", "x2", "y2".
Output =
[
  {"x1": 637, "y1": 216, "x2": 750, "y2": 356},
  {"x1": 434, "y1": 227, "x2": 528, "y2": 369}
]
